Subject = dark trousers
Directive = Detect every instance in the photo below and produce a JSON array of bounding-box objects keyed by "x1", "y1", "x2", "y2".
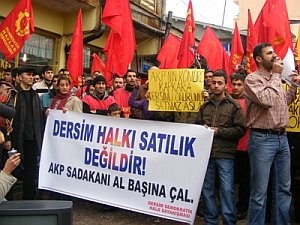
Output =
[
  {"x1": 288, "y1": 132, "x2": 300, "y2": 221},
  {"x1": 235, "y1": 150, "x2": 250, "y2": 213},
  {"x1": 22, "y1": 139, "x2": 38, "y2": 200}
]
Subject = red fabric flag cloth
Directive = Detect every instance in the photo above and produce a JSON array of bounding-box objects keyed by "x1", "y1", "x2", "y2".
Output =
[
  {"x1": 0, "y1": 0, "x2": 34, "y2": 60},
  {"x1": 246, "y1": 9, "x2": 258, "y2": 74},
  {"x1": 177, "y1": 0, "x2": 195, "y2": 68},
  {"x1": 254, "y1": 0, "x2": 293, "y2": 59},
  {"x1": 229, "y1": 22, "x2": 244, "y2": 73},
  {"x1": 91, "y1": 53, "x2": 106, "y2": 75},
  {"x1": 66, "y1": 9, "x2": 83, "y2": 87},
  {"x1": 102, "y1": 0, "x2": 136, "y2": 86},
  {"x1": 157, "y1": 33, "x2": 181, "y2": 69},
  {"x1": 197, "y1": 26, "x2": 224, "y2": 71},
  {"x1": 222, "y1": 49, "x2": 232, "y2": 93}
]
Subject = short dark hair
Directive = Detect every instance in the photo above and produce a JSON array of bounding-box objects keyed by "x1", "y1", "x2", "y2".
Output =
[
  {"x1": 124, "y1": 69, "x2": 136, "y2": 78},
  {"x1": 205, "y1": 69, "x2": 214, "y2": 74},
  {"x1": 253, "y1": 43, "x2": 272, "y2": 65},
  {"x1": 4, "y1": 68, "x2": 11, "y2": 73},
  {"x1": 41, "y1": 66, "x2": 53, "y2": 75},
  {"x1": 107, "y1": 103, "x2": 121, "y2": 114},
  {"x1": 212, "y1": 69, "x2": 228, "y2": 84},
  {"x1": 230, "y1": 72, "x2": 246, "y2": 83}
]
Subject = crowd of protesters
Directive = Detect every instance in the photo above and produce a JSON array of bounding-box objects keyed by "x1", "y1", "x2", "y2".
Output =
[{"x1": 0, "y1": 42, "x2": 300, "y2": 225}]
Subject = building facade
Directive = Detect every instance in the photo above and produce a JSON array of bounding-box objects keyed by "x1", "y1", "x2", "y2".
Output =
[
  {"x1": 0, "y1": 0, "x2": 166, "y2": 78},
  {"x1": 234, "y1": 0, "x2": 300, "y2": 39}
]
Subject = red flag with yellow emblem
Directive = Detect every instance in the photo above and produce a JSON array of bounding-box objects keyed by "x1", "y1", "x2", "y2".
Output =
[
  {"x1": 0, "y1": 0, "x2": 34, "y2": 60},
  {"x1": 177, "y1": 0, "x2": 195, "y2": 68},
  {"x1": 254, "y1": 0, "x2": 292, "y2": 59},
  {"x1": 229, "y1": 22, "x2": 244, "y2": 73}
]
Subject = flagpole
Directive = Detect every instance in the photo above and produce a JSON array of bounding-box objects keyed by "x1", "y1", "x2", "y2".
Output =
[{"x1": 222, "y1": 0, "x2": 227, "y2": 27}]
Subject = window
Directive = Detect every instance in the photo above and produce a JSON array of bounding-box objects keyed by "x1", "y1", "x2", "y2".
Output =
[
  {"x1": 18, "y1": 33, "x2": 54, "y2": 67},
  {"x1": 140, "y1": 0, "x2": 156, "y2": 12}
]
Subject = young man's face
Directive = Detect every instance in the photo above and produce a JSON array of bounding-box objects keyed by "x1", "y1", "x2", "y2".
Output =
[
  {"x1": 125, "y1": 72, "x2": 136, "y2": 86},
  {"x1": 204, "y1": 71, "x2": 213, "y2": 88},
  {"x1": 231, "y1": 79, "x2": 244, "y2": 98},
  {"x1": 94, "y1": 81, "x2": 106, "y2": 96},
  {"x1": 113, "y1": 77, "x2": 124, "y2": 89},
  {"x1": 43, "y1": 70, "x2": 53, "y2": 82},
  {"x1": 211, "y1": 76, "x2": 227, "y2": 97}
]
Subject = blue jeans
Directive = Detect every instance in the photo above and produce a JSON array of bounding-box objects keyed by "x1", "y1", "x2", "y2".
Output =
[
  {"x1": 248, "y1": 131, "x2": 292, "y2": 225},
  {"x1": 202, "y1": 158, "x2": 236, "y2": 225}
]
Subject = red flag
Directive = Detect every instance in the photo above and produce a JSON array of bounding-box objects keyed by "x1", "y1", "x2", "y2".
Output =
[
  {"x1": 102, "y1": 0, "x2": 136, "y2": 85},
  {"x1": 197, "y1": 26, "x2": 224, "y2": 71},
  {"x1": 91, "y1": 53, "x2": 106, "y2": 75},
  {"x1": 157, "y1": 33, "x2": 181, "y2": 69},
  {"x1": 222, "y1": 49, "x2": 232, "y2": 92},
  {"x1": 177, "y1": 0, "x2": 195, "y2": 68},
  {"x1": 254, "y1": 0, "x2": 292, "y2": 59},
  {"x1": 0, "y1": 0, "x2": 34, "y2": 60},
  {"x1": 66, "y1": 9, "x2": 83, "y2": 87},
  {"x1": 246, "y1": 9, "x2": 258, "y2": 74},
  {"x1": 229, "y1": 22, "x2": 244, "y2": 73}
]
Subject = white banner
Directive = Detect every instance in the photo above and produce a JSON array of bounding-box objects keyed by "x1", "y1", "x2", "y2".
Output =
[{"x1": 39, "y1": 110, "x2": 213, "y2": 224}]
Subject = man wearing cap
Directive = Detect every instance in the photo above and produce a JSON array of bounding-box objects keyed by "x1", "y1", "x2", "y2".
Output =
[
  {"x1": 10, "y1": 66, "x2": 43, "y2": 200},
  {"x1": 82, "y1": 76, "x2": 116, "y2": 115}
]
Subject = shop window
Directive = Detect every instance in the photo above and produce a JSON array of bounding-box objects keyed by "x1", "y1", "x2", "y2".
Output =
[{"x1": 18, "y1": 33, "x2": 54, "y2": 67}]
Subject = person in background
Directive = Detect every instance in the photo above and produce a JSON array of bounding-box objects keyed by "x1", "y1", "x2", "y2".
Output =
[
  {"x1": 91, "y1": 70, "x2": 102, "y2": 80},
  {"x1": 107, "y1": 103, "x2": 121, "y2": 118},
  {"x1": 11, "y1": 66, "x2": 44, "y2": 200},
  {"x1": 113, "y1": 69, "x2": 137, "y2": 118},
  {"x1": 58, "y1": 68, "x2": 70, "y2": 76},
  {"x1": 11, "y1": 67, "x2": 20, "y2": 86},
  {"x1": 244, "y1": 43, "x2": 299, "y2": 225},
  {"x1": 32, "y1": 66, "x2": 53, "y2": 97},
  {"x1": 48, "y1": 75, "x2": 82, "y2": 113},
  {"x1": 3, "y1": 68, "x2": 13, "y2": 85},
  {"x1": 197, "y1": 69, "x2": 246, "y2": 225},
  {"x1": 33, "y1": 73, "x2": 42, "y2": 84},
  {"x1": 0, "y1": 153, "x2": 20, "y2": 200},
  {"x1": 82, "y1": 76, "x2": 116, "y2": 115},
  {"x1": 230, "y1": 72, "x2": 250, "y2": 220},
  {"x1": 40, "y1": 75, "x2": 60, "y2": 123},
  {"x1": 109, "y1": 74, "x2": 124, "y2": 94}
]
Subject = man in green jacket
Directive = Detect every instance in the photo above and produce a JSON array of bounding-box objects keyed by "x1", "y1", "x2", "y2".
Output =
[{"x1": 197, "y1": 69, "x2": 246, "y2": 225}]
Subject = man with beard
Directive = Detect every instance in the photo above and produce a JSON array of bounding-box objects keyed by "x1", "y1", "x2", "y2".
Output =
[
  {"x1": 82, "y1": 76, "x2": 116, "y2": 115},
  {"x1": 113, "y1": 69, "x2": 137, "y2": 118},
  {"x1": 244, "y1": 43, "x2": 300, "y2": 225},
  {"x1": 197, "y1": 69, "x2": 246, "y2": 225}
]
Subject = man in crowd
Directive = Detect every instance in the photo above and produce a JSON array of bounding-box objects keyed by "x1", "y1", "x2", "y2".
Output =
[
  {"x1": 82, "y1": 76, "x2": 116, "y2": 115},
  {"x1": 3, "y1": 68, "x2": 14, "y2": 85},
  {"x1": 32, "y1": 66, "x2": 53, "y2": 97},
  {"x1": 11, "y1": 66, "x2": 43, "y2": 200},
  {"x1": 197, "y1": 69, "x2": 246, "y2": 225},
  {"x1": 230, "y1": 72, "x2": 250, "y2": 220},
  {"x1": 244, "y1": 43, "x2": 299, "y2": 225},
  {"x1": 113, "y1": 69, "x2": 137, "y2": 118}
]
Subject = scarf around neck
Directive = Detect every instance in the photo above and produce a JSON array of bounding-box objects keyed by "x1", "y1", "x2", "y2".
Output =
[{"x1": 50, "y1": 91, "x2": 72, "y2": 110}]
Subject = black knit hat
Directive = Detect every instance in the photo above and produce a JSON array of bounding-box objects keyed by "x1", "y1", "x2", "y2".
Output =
[
  {"x1": 93, "y1": 75, "x2": 106, "y2": 86},
  {"x1": 18, "y1": 66, "x2": 36, "y2": 74}
]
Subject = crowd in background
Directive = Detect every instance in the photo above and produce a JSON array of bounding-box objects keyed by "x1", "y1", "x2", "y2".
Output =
[{"x1": 0, "y1": 42, "x2": 300, "y2": 225}]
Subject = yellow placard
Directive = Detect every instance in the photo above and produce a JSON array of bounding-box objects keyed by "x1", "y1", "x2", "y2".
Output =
[
  {"x1": 148, "y1": 69, "x2": 205, "y2": 112},
  {"x1": 284, "y1": 84, "x2": 300, "y2": 132}
]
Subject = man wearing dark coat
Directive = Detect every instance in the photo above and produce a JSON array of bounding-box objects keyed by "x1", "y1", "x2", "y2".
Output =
[{"x1": 11, "y1": 66, "x2": 43, "y2": 200}]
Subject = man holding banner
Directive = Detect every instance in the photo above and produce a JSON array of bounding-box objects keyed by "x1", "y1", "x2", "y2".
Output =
[{"x1": 197, "y1": 69, "x2": 246, "y2": 225}]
